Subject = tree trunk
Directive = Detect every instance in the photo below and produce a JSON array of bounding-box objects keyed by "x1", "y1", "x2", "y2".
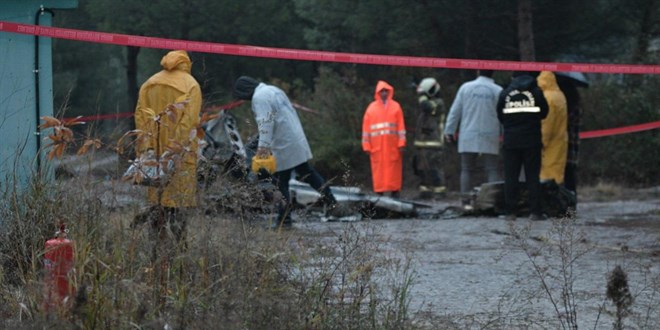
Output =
[
  {"x1": 464, "y1": 0, "x2": 476, "y2": 59},
  {"x1": 126, "y1": 45, "x2": 140, "y2": 112},
  {"x1": 517, "y1": 0, "x2": 536, "y2": 61},
  {"x1": 180, "y1": 0, "x2": 192, "y2": 41},
  {"x1": 631, "y1": 0, "x2": 656, "y2": 64},
  {"x1": 628, "y1": 0, "x2": 657, "y2": 87},
  {"x1": 463, "y1": 0, "x2": 477, "y2": 80},
  {"x1": 420, "y1": 0, "x2": 444, "y2": 55}
]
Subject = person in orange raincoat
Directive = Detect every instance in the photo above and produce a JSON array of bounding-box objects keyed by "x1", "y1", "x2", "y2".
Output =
[
  {"x1": 134, "y1": 50, "x2": 202, "y2": 246},
  {"x1": 362, "y1": 81, "x2": 407, "y2": 197},
  {"x1": 537, "y1": 71, "x2": 568, "y2": 184}
]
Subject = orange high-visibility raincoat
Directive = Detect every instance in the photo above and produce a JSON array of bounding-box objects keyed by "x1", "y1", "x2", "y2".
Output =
[
  {"x1": 537, "y1": 71, "x2": 568, "y2": 184},
  {"x1": 362, "y1": 81, "x2": 406, "y2": 193},
  {"x1": 135, "y1": 50, "x2": 202, "y2": 208}
]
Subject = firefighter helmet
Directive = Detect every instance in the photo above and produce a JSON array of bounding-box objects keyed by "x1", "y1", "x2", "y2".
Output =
[{"x1": 416, "y1": 78, "x2": 440, "y2": 97}]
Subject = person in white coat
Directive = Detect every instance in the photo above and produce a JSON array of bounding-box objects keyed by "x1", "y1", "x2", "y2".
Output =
[
  {"x1": 444, "y1": 70, "x2": 503, "y2": 210},
  {"x1": 233, "y1": 76, "x2": 338, "y2": 226}
]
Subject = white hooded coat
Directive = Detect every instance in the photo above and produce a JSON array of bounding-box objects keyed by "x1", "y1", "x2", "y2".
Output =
[{"x1": 252, "y1": 83, "x2": 313, "y2": 172}]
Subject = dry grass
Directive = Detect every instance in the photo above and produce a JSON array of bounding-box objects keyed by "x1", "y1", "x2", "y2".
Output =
[
  {"x1": 0, "y1": 172, "x2": 417, "y2": 329},
  {"x1": 579, "y1": 181, "x2": 627, "y2": 201},
  {"x1": 3, "y1": 155, "x2": 656, "y2": 329},
  {"x1": 578, "y1": 181, "x2": 660, "y2": 202}
]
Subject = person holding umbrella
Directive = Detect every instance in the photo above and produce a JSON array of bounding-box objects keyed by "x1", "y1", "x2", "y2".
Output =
[{"x1": 555, "y1": 71, "x2": 589, "y2": 201}]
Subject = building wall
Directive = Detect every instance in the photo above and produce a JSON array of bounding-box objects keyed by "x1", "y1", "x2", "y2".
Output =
[{"x1": 0, "y1": 0, "x2": 78, "y2": 187}]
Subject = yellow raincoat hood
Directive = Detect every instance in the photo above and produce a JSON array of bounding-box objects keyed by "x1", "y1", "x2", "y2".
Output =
[
  {"x1": 537, "y1": 71, "x2": 560, "y2": 92},
  {"x1": 160, "y1": 50, "x2": 192, "y2": 73}
]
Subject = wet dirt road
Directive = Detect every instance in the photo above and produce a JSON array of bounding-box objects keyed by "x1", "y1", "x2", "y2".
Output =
[
  {"x1": 56, "y1": 152, "x2": 659, "y2": 328},
  {"x1": 296, "y1": 196, "x2": 660, "y2": 329}
]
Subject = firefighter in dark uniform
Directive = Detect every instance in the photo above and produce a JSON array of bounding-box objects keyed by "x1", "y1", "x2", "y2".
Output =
[{"x1": 413, "y1": 78, "x2": 447, "y2": 198}]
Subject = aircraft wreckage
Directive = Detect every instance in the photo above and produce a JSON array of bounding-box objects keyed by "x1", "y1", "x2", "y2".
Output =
[
  {"x1": 200, "y1": 111, "x2": 576, "y2": 222},
  {"x1": 199, "y1": 111, "x2": 435, "y2": 221}
]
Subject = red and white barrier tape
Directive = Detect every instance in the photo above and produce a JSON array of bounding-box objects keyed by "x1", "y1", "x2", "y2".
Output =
[
  {"x1": 579, "y1": 120, "x2": 660, "y2": 139},
  {"x1": 2, "y1": 21, "x2": 659, "y2": 74},
  {"x1": 62, "y1": 98, "x2": 319, "y2": 122},
  {"x1": 203, "y1": 100, "x2": 245, "y2": 113},
  {"x1": 5, "y1": 20, "x2": 654, "y2": 138},
  {"x1": 62, "y1": 110, "x2": 659, "y2": 140},
  {"x1": 291, "y1": 102, "x2": 321, "y2": 114},
  {"x1": 62, "y1": 112, "x2": 133, "y2": 123}
]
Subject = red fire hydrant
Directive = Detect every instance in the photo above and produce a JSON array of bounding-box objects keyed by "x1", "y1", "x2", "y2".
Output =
[{"x1": 43, "y1": 223, "x2": 74, "y2": 312}]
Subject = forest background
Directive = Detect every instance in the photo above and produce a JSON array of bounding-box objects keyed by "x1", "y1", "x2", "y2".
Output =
[{"x1": 52, "y1": 0, "x2": 659, "y2": 189}]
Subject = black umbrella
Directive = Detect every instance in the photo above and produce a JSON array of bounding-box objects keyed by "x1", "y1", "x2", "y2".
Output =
[{"x1": 555, "y1": 71, "x2": 590, "y2": 88}]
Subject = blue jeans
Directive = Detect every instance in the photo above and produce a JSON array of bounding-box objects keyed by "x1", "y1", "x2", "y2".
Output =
[{"x1": 460, "y1": 153, "x2": 499, "y2": 195}]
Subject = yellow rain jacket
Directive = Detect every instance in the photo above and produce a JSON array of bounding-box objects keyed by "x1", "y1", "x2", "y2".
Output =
[
  {"x1": 362, "y1": 81, "x2": 407, "y2": 192},
  {"x1": 537, "y1": 71, "x2": 568, "y2": 184},
  {"x1": 135, "y1": 50, "x2": 202, "y2": 208}
]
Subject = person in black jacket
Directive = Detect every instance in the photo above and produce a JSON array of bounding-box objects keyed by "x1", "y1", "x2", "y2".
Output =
[{"x1": 496, "y1": 71, "x2": 549, "y2": 220}]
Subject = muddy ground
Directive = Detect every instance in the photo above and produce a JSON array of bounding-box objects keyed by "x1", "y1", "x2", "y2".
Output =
[
  {"x1": 57, "y1": 154, "x2": 659, "y2": 329},
  {"x1": 296, "y1": 187, "x2": 660, "y2": 329}
]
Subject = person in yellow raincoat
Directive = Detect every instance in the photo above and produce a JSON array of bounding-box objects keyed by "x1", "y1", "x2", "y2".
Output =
[
  {"x1": 537, "y1": 71, "x2": 568, "y2": 184},
  {"x1": 134, "y1": 50, "x2": 202, "y2": 246},
  {"x1": 362, "y1": 81, "x2": 406, "y2": 197}
]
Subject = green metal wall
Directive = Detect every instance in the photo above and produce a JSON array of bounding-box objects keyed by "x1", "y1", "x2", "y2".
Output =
[{"x1": 0, "y1": 0, "x2": 78, "y2": 187}]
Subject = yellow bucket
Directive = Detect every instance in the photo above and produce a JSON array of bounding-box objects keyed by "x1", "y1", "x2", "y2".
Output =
[{"x1": 251, "y1": 154, "x2": 277, "y2": 174}]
